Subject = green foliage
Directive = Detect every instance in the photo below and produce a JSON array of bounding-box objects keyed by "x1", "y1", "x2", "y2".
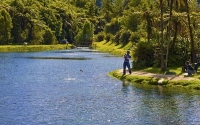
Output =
[
  {"x1": 119, "y1": 29, "x2": 131, "y2": 45},
  {"x1": 121, "y1": 10, "x2": 142, "y2": 32},
  {"x1": 75, "y1": 19, "x2": 94, "y2": 45},
  {"x1": 114, "y1": 31, "x2": 120, "y2": 44},
  {"x1": 112, "y1": 0, "x2": 125, "y2": 16},
  {"x1": 40, "y1": 8, "x2": 62, "y2": 40},
  {"x1": 133, "y1": 41, "x2": 154, "y2": 68},
  {"x1": 0, "y1": 9, "x2": 12, "y2": 44},
  {"x1": 95, "y1": 32, "x2": 104, "y2": 42},
  {"x1": 43, "y1": 28, "x2": 57, "y2": 45},
  {"x1": 104, "y1": 18, "x2": 121, "y2": 35},
  {"x1": 105, "y1": 33, "x2": 113, "y2": 42},
  {"x1": 129, "y1": 32, "x2": 140, "y2": 43}
]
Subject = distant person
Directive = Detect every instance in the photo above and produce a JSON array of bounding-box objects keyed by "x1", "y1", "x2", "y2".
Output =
[
  {"x1": 123, "y1": 50, "x2": 132, "y2": 75},
  {"x1": 185, "y1": 61, "x2": 195, "y2": 76}
]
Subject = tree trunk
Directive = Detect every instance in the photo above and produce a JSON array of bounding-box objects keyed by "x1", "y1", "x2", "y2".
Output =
[
  {"x1": 160, "y1": 0, "x2": 166, "y2": 71},
  {"x1": 165, "y1": 0, "x2": 173, "y2": 67},
  {"x1": 185, "y1": 0, "x2": 196, "y2": 63},
  {"x1": 171, "y1": 21, "x2": 178, "y2": 48}
]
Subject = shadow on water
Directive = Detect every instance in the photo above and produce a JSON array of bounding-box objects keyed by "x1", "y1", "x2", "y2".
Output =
[
  {"x1": 130, "y1": 81, "x2": 200, "y2": 95},
  {"x1": 53, "y1": 48, "x2": 99, "y2": 53}
]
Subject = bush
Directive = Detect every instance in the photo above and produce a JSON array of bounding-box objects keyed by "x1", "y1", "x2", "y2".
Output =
[
  {"x1": 96, "y1": 32, "x2": 104, "y2": 42},
  {"x1": 133, "y1": 41, "x2": 155, "y2": 69},
  {"x1": 119, "y1": 30, "x2": 131, "y2": 45},
  {"x1": 43, "y1": 28, "x2": 57, "y2": 45},
  {"x1": 129, "y1": 32, "x2": 140, "y2": 43},
  {"x1": 104, "y1": 18, "x2": 120, "y2": 35},
  {"x1": 114, "y1": 31, "x2": 120, "y2": 45},
  {"x1": 105, "y1": 33, "x2": 113, "y2": 42}
]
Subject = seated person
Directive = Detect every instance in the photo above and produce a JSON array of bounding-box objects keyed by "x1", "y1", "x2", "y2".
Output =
[
  {"x1": 185, "y1": 61, "x2": 195, "y2": 75},
  {"x1": 194, "y1": 61, "x2": 200, "y2": 73},
  {"x1": 194, "y1": 63, "x2": 199, "y2": 72}
]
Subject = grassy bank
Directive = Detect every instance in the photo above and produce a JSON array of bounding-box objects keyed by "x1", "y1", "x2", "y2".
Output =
[
  {"x1": 93, "y1": 40, "x2": 133, "y2": 56},
  {"x1": 94, "y1": 41, "x2": 200, "y2": 91},
  {"x1": 0, "y1": 44, "x2": 71, "y2": 52},
  {"x1": 109, "y1": 70, "x2": 200, "y2": 91}
]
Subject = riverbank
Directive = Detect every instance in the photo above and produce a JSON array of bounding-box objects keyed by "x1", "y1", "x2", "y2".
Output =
[
  {"x1": 93, "y1": 40, "x2": 133, "y2": 56},
  {"x1": 94, "y1": 41, "x2": 200, "y2": 91},
  {"x1": 109, "y1": 69, "x2": 200, "y2": 91},
  {"x1": 0, "y1": 44, "x2": 70, "y2": 52}
]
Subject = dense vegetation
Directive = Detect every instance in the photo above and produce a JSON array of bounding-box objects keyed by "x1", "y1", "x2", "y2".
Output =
[{"x1": 1, "y1": 0, "x2": 200, "y2": 71}]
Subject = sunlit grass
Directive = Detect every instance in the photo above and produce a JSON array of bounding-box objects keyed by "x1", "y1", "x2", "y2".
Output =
[
  {"x1": 0, "y1": 44, "x2": 70, "y2": 52},
  {"x1": 94, "y1": 41, "x2": 133, "y2": 56},
  {"x1": 140, "y1": 67, "x2": 183, "y2": 75},
  {"x1": 109, "y1": 70, "x2": 200, "y2": 91}
]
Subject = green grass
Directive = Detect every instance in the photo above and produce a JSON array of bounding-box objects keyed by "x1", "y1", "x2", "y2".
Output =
[
  {"x1": 93, "y1": 41, "x2": 133, "y2": 56},
  {"x1": 109, "y1": 70, "x2": 200, "y2": 91},
  {"x1": 138, "y1": 67, "x2": 182, "y2": 75},
  {"x1": 0, "y1": 44, "x2": 71, "y2": 52}
]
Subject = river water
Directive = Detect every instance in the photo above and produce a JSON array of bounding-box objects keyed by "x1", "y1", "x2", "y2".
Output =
[{"x1": 0, "y1": 48, "x2": 199, "y2": 125}]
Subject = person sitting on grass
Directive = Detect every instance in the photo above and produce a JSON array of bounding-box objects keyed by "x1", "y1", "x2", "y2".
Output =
[{"x1": 185, "y1": 61, "x2": 195, "y2": 76}]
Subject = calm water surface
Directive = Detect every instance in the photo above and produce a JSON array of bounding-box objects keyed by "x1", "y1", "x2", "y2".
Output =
[{"x1": 0, "y1": 48, "x2": 200, "y2": 125}]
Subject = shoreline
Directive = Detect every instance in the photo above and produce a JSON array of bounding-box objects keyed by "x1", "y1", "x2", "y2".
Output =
[
  {"x1": 0, "y1": 44, "x2": 69, "y2": 52},
  {"x1": 93, "y1": 41, "x2": 200, "y2": 91},
  {"x1": 109, "y1": 69, "x2": 200, "y2": 91}
]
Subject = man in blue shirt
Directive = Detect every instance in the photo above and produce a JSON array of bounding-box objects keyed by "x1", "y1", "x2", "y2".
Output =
[{"x1": 123, "y1": 50, "x2": 132, "y2": 75}]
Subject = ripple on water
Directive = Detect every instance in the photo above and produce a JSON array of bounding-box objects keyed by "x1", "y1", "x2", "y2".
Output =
[{"x1": 0, "y1": 50, "x2": 200, "y2": 125}]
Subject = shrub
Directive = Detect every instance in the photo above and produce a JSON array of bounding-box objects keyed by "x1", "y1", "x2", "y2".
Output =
[
  {"x1": 114, "y1": 31, "x2": 120, "y2": 45},
  {"x1": 129, "y1": 32, "x2": 140, "y2": 43},
  {"x1": 104, "y1": 18, "x2": 120, "y2": 35},
  {"x1": 105, "y1": 33, "x2": 113, "y2": 42},
  {"x1": 119, "y1": 30, "x2": 131, "y2": 45},
  {"x1": 133, "y1": 41, "x2": 155, "y2": 69},
  {"x1": 96, "y1": 32, "x2": 104, "y2": 42}
]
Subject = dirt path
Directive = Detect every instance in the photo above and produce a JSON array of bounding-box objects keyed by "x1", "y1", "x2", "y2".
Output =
[{"x1": 118, "y1": 69, "x2": 199, "y2": 81}]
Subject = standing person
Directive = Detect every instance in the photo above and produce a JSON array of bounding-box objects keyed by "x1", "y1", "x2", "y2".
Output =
[{"x1": 123, "y1": 50, "x2": 132, "y2": 75}]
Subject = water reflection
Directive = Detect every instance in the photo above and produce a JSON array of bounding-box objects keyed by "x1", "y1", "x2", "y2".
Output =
[
  {"x1": 121, "y1": 80, "x2": 129, "y2": 94},
  {"x1": 157, "y1": 85, "x2": 164, "y2": 95}
]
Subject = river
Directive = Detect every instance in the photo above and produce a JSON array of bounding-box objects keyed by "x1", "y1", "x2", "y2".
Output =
[{"x1": 0, "y1": 48, "x2": 199, "y2": 125}]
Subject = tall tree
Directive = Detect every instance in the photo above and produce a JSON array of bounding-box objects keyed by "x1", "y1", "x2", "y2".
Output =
[
  {"x1": 160, "y1": 0, "x2": 166, "y2": 71},
  {"x1": 101, "y1": 0, "x2": 113, "y2": 22},
  {"x1": 0, "y1": 9, "x2": 13, "y2": 44},
  {"x1": 184, "y1": 0, "x2": 196, "y2": 63},
  {"x1": 75, "y1": 19, "x2": 94, "y2": 46}
]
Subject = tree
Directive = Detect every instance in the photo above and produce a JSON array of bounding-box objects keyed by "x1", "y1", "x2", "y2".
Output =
[
  {"x1": 43, "y1": 28, "x2": 56, "y2": 45},
  {"x1": 160, "y1": 0, "x2": 166, "y2": 71},
  {"x1": 0, "y1": 9, "x2": 13, "y2": 44},
  {"x1": 100, "y1": 0, "x2": 113, "y2": 22},
  {"x1": 112, "y1": 0, "x2": 125, "y2": 17},
  {"x1": 184, "y1": 0, "x2": 196, "y2": 63},
  {"x1": 75, "y1": 19, "x2": 94, "y2": 46}
]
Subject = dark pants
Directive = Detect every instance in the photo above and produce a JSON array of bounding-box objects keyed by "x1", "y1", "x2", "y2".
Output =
[{"x1": 123, "y1": 62, "x2": 131, "y2": 75}]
